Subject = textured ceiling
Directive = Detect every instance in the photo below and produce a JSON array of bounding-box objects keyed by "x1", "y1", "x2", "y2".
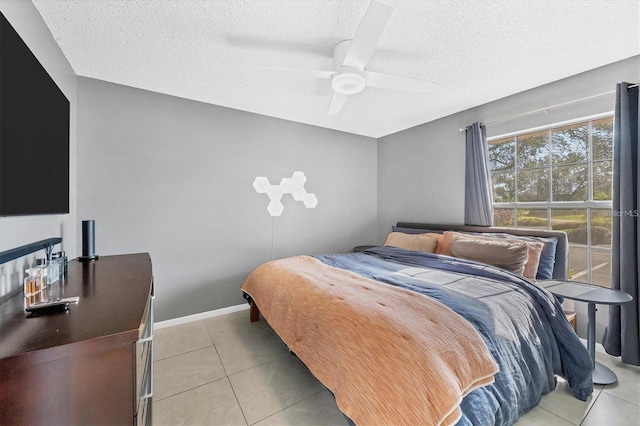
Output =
[{"x1": 34, "y1": 0, "x2": 639, "y2": 138}]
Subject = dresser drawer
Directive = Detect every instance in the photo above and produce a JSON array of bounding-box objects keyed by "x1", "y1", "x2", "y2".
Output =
[
  {"x1": 135, "y1": 337, "x2": 152, "y2": 405},
  {"x1": 136, "y1": 392, "x2": 152, "y2": 426},
  {"x1": 135, "y1": 295, "x2": 154, "y2": 415}
]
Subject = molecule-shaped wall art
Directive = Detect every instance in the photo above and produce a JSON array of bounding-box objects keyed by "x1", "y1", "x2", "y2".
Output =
[{"x1": 252, "y1": 171, "x2": 318, "y2": 216}]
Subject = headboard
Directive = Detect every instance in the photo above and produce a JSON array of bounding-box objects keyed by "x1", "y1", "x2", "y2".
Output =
[{"x1": 395, "y1": 222, "x2": 569, "y2": 281}]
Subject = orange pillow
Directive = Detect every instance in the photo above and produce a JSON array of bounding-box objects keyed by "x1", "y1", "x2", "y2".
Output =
[
  {"x1": 522, "y1": 241, "x2": 544, "y2": 280},
  {"x1": 422, "y1": 233, "x2": 445, "y2": 253},
  {"x1": 437, "y1": 231, "x2": 455, "y2": 256},
  {"x1": 384, "y1": 232, "x2": 439, "y2": 253}
]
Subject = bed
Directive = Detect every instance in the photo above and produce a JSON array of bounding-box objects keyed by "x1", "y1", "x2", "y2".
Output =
[{"x1": 241, "y1": 223, "x2": 594, "y2": 425}]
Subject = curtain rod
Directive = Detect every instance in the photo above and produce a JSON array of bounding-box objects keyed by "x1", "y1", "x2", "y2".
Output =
[{"x1": 458, "y1": 83, "x2": 639, "y2": 133}]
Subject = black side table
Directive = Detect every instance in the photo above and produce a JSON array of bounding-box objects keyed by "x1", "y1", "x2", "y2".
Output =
[{"x1": 539, "y1": 280, "x2": 633, "y2": 385}]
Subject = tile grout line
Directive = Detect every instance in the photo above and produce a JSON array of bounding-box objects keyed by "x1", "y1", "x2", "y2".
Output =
[
  {"x1": 534, "y1": 405, "x2": 581, "y2": 426},
  {"x1": 226, "y1": 376, "x2": 250, "y2": 426},
  {"x1": 204, "y1": 320, "x2": 253, "y2": 426},
  {"x1": 225, "y1": 352, "x2": 309, "y2": 425},
  {"x1": 154, "y1": 320, "x2": 252, "y2": 425},
  {"x1": 153, "y1": 323, "x2": 221, "y2": 403},
  {"x1": 206, "y1": 318, "x2": 338, "y2": 424},
  {"x1": 152, "y1": 375, "x2": 229, "y2": 403},
  {"x1": 577, "y1": 384, "x2": 605, "y2": 426},
  {"x1": 246, "y1": 387, "x2": 330, "y2": 426},
  {"x1": 594, "y1": 387, "x2": 640, "y2": 406},
  {"x1": 221, "y1": 336, "x2": 291, "y2": 377},
  {"x1": 153, "y1": 342, "x2": 215, "y2": 363},
  {"x1": 212, "y1": 323, "x2": 327, "y2": 425},
  {"x1": 223, "y1": 348, "x2": 291, "y2": 377},
  {"x1": 204, "y1": 322, "x2": 231, "y2": 377}
]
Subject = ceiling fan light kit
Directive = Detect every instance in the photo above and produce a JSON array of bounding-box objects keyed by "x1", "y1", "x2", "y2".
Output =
[{"x1": 332, "y1": 67, "x2": 366, "y2": 95}]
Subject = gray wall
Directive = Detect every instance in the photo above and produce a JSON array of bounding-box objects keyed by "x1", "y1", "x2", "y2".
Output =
[
  {"x1": 0, "y1": 1, "x2": 77, "y2": 302},
  {"x1": 76, "y1": 78, "x2": 377, "y2": 321},
  {"x1": 378, "y1": 55, "x2": 640, "y2": 340}
]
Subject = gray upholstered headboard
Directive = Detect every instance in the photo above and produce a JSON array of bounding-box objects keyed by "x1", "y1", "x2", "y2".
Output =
[{"x1": 395, "y1": 222, "x2": 569, "y2": 281}]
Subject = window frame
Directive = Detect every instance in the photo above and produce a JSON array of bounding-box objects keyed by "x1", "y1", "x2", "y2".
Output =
[{"x1": 488, "y1": 112, "x2": 614, "y2": 286}]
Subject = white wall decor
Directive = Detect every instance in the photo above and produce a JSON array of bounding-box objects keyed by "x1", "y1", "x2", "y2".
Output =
[{"x1": 253, "y1": 171, "x2": 318, "y2": 216}]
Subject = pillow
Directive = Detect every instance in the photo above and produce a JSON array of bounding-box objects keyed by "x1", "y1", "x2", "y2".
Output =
[
  {"x1": 535, "y1": 238, "x2": 557, "y2": 280},
  {"x1": 448, "y1": 232, "x2": 543, "y2": 280},
  {"x1": 384, "y1": 232, "x2": 439, "y2": 253},
  {"x1": 450, "y1": 235, "x2": 530, "y2": 275},
  {"x1": 438, "y1": 231, "x2": 455, "y2": 256},
  {"x1": 479, "y1": 233, "x2": 558, "y2": 280},
  {"x1": 389, "y1": 228, "x2": 445, "y2": 252},
  {"x1": 392, "y1": 227, "x2": 558, "y2": 279},
  {"x1": 522, "y1": 241, "x2": 544, "y2": 280}
]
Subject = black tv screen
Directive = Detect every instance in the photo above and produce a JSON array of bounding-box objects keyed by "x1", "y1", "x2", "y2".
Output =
[{"x1": 0, "y1": 12, "x2": 70, "y2": 216}]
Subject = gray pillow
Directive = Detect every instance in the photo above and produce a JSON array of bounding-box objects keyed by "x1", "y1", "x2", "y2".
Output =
[{"x1": 450, "y1": 236, "x2": 529, "y2": 275}]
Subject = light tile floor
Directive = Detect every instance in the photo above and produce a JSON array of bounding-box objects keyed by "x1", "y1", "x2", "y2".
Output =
[{"x1": 153, "y1": 310, "x2": 640, "y2": 425}]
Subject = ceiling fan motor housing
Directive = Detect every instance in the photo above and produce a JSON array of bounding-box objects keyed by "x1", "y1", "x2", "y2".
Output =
[{"x1": 332, "y1": 40, "x2": 366, "y2": 95}]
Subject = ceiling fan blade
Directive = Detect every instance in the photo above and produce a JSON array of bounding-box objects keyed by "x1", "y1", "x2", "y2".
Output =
[
  {"x1": 364, "y1": 71, "x2": 439, "y2": 93},
  {"x1": 342, "y1": 1, "x2": 392, "y2": 71},
  {"x1": 328, "y1": 92, "x2": 349, "y2": 115},
  {"x1": 256, "y1": 67, "x2": 334, "y2": 80}
]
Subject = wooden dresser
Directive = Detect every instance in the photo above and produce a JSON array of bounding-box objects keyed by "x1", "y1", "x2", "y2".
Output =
[{"x1": 0, "y1": 253, "x2": 154, "y2": 425}]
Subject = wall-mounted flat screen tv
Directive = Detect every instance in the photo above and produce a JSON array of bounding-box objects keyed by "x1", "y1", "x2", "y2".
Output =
[{"x1": 0, "y1": 12, "x2": 70, "y2": 216}]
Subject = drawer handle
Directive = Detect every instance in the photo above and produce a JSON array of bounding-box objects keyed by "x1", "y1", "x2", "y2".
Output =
[{"x1": 139, "y1": 335, "x2": 153, "y2": 343}]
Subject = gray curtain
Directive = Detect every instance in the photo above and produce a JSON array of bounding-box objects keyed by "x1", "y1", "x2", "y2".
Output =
[
  {"x1": 465, "y1": 122, "x2": 493, "y2": 226},
  {"x1": 603, "y1": 82, "x2": 640, "y2": 366}
]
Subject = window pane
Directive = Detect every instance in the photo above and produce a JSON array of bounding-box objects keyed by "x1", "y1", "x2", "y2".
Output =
[
  {"x1": 551, "y1": 209, "x2": 587, "y2": 244},
  {"x1": 517, "y1": 131, "x2": 548, "y2": 169},
  {"x1": 517, "y1": 168, "x2": 549, "y2": 201},
  {"x1": 494, "y1": 208, "x2": 515, "y2": 227},
  {"x1": 568, "y1": 246, "x2": 588, "y2": 281},
  {"x1": 591, "y1": 209, "x2": 612, "y2": 248},
  {"x1": 593, "y1": 160, "x2": 613, "y2": 200},
  {"x1": 591, "y1": 248, "x2": 612, "y2": 287},
  {"x1": 592, "y1": 117, "x2": 613, "y2": 161},
  {"x1": 516, "y1": 208, "x2": 548, "y2": 229},
  {"x1": 551, "y1": 123, "x2": 588, "y2": 165},
  {"x1": 491, "y1": 171, "x2": 515, "y2": 202},
  {"x1": 552, "y1": 164, "x2": 588, "y2": 201},
  {"x1": 489, "y1": 137, "x2": 515, "y2": 172}
]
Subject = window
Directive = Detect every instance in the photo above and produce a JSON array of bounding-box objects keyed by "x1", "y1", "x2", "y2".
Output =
[{"x1": 489, "y1": 116, "x2": 613, "y2": 287}]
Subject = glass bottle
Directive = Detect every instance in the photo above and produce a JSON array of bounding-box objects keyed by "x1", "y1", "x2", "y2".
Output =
[{"x1": 23, "y1": 267, "x2": 43, "y2": 297}]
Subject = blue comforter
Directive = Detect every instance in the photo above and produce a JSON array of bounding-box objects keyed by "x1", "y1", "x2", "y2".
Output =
[{"x1": 314, "y1": 246, "x2": 593, "y2": 425}]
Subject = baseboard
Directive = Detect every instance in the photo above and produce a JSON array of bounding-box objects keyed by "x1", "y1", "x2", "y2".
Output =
[{"x1": 154, "y1": 303, "x2": 249, "y2": 330}]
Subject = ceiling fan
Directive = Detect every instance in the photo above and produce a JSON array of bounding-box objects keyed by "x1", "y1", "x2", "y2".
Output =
[{"x1": 261, "y1": 1, "x2": 438, "y2": 115}]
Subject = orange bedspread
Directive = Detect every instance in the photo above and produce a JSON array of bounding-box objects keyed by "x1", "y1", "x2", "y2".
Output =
[{"x1": 241, "y1": 255, "x2": 499, "y2": 426}]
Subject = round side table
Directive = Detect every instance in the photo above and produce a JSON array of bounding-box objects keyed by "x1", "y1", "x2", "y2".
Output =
[{"x1": 539, "y1": 280, "x2": 633, "y2": 385}]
